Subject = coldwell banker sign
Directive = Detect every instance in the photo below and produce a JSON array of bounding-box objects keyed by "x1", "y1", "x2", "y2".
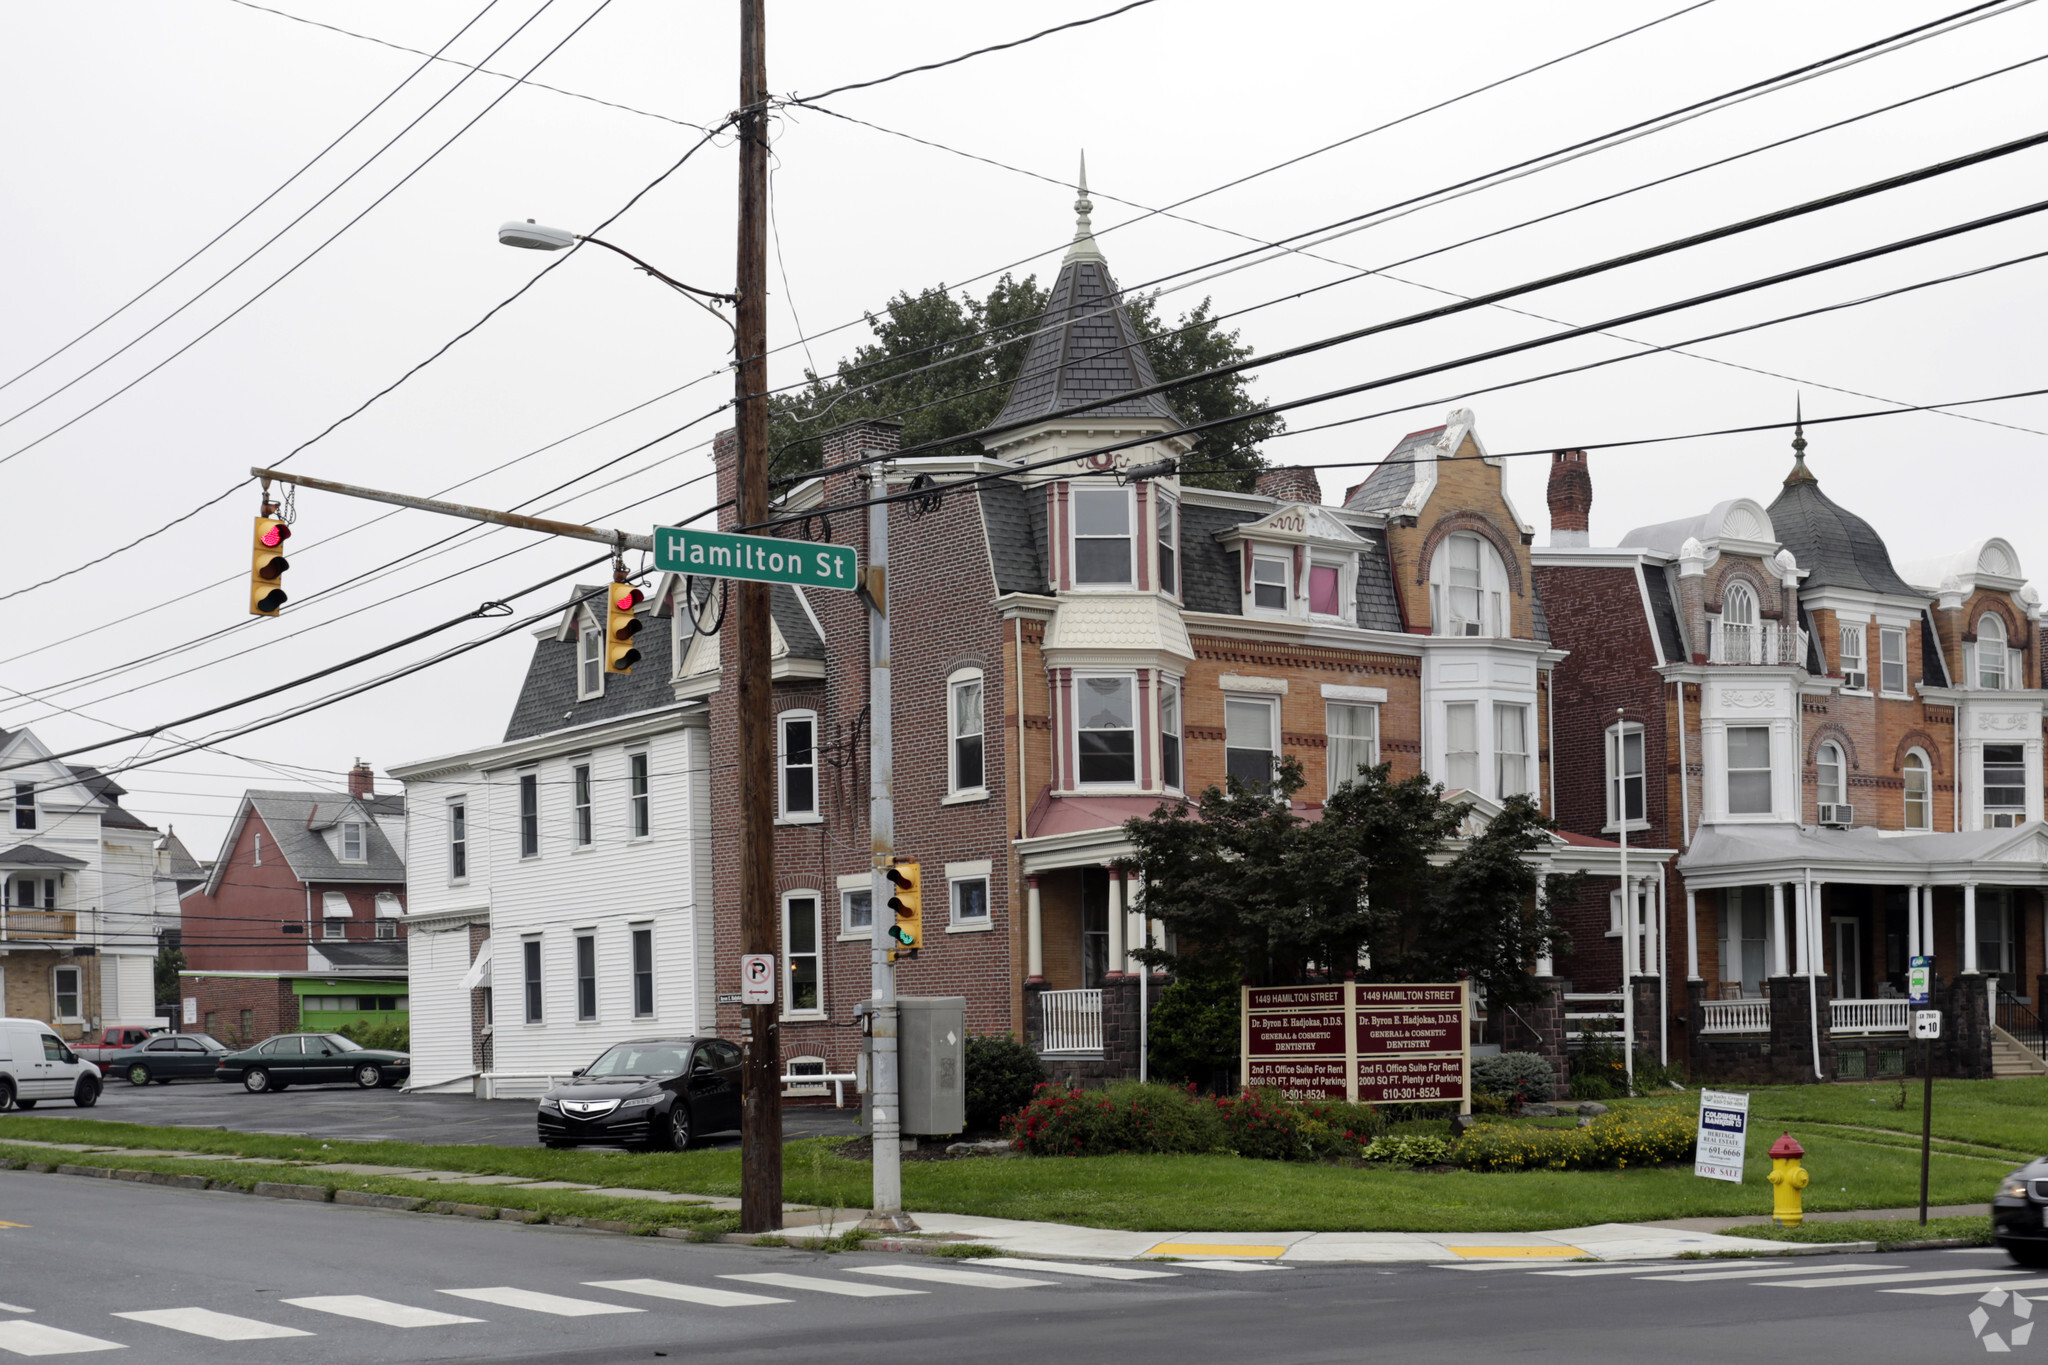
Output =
[
  {"x1": 1694, "y1": 1088, "x2": 1750, "y2": 1183},
  {"x1": 1242, "y1": 982, "x2": 1469, "y2": 1106}
]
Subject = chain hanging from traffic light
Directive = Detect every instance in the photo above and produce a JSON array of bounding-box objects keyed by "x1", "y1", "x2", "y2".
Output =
[
  {"x1": 884, "y1": 859, "x2": 921, "y2": 962},
  {"x1": 249, "y1": 489, "x2": 291, "y2": 616},
  {"x1": 605, "y1": 556, "x2": 644, "y2": 674}
]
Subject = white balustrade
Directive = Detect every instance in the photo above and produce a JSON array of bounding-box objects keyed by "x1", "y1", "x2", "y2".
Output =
[
  {"x1": 1039, "y1": 988, "x2": 1104, "y2": 1055},
  {"x1": 1699, "y1": 999, "x2": 1772, "y2": 1034},
  {"x1": 1830, "y1": 999, "x2": 1910, "y2": 1034}
]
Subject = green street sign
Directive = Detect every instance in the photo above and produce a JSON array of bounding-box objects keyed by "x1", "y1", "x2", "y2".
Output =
[{"x1": 651, "y1": 525, "x2": 859, "y2": 591}]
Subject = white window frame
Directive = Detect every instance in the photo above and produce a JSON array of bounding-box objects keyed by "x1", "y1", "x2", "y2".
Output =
[
  {"x1": 1880, "y1": 626, "x2": 1909, "y2": 696},
  {"x1": 1156, "y1": 494, "x2": 1179, "y2": 598},
  {"x1": 777, "y1": 711, "x2": 821, "y2": 822},
  {"x1": 1903, "y1": 748, "x2": 1932, "y2": 831},
  {"x1": 1839, "y1": 623, "x2": 1867, "y2": 691},
  {"x1": 340, "y1": 821, "x2": 365, "y2": 862},
  {"x1": 1073, "y1": 672, "x2": 1139, "y2": 788},
  {"x1": 1326, "y1": 701, "x2": 1379, "y2": 797},
  {"x1": 1721, "y1": 584, "x2": 1759, "y2": 665},
  {"x1": 577, "y1": 618, "x2": 604, "y2": 700},
  {"x1": 1726, "y1": 724, "x2": 1774, "y2": 816},
  {"x1": 837, "y1": 872, "x2": 873, "y2": 940},
  {"x1": 571, "y1": 762, "x2": 593, "y2": 846},
  {"x1": 630, "y1": 924, "x2": 655, "y2": 1019},
  {"x1": 945, "y1": 860, "x2": 994, "y2": 933},
  {"x1": 575, "y1": 931, "x2": 598, "y2": 1022},
  {"x1": 1443, "y1": 701, "x2": 1479, "y2": 791},
  {"x1": 1159, "y1": 676, "x2": 1183, "y2": 792},
  {"x1": 1305, "y1": 555, "x2": 1352, "y2": 624},
  {"x1": 1070, "y1": 484, "x2": 1134, "y2": 587},
  {"x1": 1224, "y1": 694, "x2": 1280, "y2": 791},
  {"x1": 1982, "y1": 742, "x2": 2026, "y2": 827},
  {"x1": 447, "y1": 798, "x2": 468, "y2": 884},
  {"x1": 1429, "y1": 532, "x2": 1505, "y2": 638},
  {"x1": 627, "y1": 750, "x2": 651, "y2": 839},
  {"x1": 376, "y1": 918, "x2": 398, "y2": 940},
  {"x1": 782, "y1": 891, "x2": 824, "y2": 1016},
  {"x1": 946, "y1": 670, "x2": 987, "y2": 801},
  {"x1": 1250, "y1": 552, "x2": 1291, "y2": 614},
  {"x1": 323, "y1": 916, "x2": 347, "y2": 941},
  {"x1": 1494, "y1": 702, "x2": 1531, "y2": 799},
  {"x1": 522, "y1": 937, "x2": 544, "y2": 1024},
  {"x1": 1816, "y1": 740, "x2": 1845, "y2": 809},
  {"x1": 1978, "y1": 615, "x2": 2009, "y2": 690},
  {"x1": 13, "y1": 782, "x2": 35, "y2": 832},
  {"x1": 52, "y1": 965, "x2": 82, "y2": 1022},
  {"x1": 1606, "y1": 721, "x2": 1646, "y2": 831},
  {"x1": 518, "y1": 771, "x2": 540, "y2": 859}
]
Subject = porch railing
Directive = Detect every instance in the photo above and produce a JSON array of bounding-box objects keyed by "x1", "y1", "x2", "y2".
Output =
[
  {"x1": 1997, "y1": 992, "x2": 2046, "y2": 1060},
  {"x1": 0, "y1": 909, "x2": 75, "y2": 940},
  {"x1": 1700, "y1": 999, "x2": 1771, "y2": 1034},
  {"x1": 1039, "y1": 988, "x2": 1103, "y2": 1055},
  {"x1": 1831, "y1": 999, "x2": 1910, "y2": 1034},
  {"x1": 1563, "y1": 992, "x2": 1624, "y2": 1048}
]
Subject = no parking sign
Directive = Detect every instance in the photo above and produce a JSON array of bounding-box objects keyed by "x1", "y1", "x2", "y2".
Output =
[{"x1": 740, "y1": 954, "x2": 775, "y2": 1005}]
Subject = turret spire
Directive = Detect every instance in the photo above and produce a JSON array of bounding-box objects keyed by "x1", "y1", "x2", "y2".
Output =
[
  {"x1": 1784, "y1": 393, "x2": 1817, "y2": 485},
  {"x1": 1065, "y1": 151, "x2": 1104, "y2": 264}
]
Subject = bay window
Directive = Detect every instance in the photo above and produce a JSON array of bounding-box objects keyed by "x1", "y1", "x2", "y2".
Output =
[
  {"x1": 1225, "y1": 696, "x2": 1278, "y2": 789},
  {"x1": 1721, "y1": 584, "x2": 1758, "y2": 665},
  {"x1": 1726, "y1": 726, "x2": 1772, "y2": 814},
  {"x1": 1494, "y1": 703, "x2": 1530, "y2": 798},
  {"x1": 1156, "y1": 497, "x2": 1178, "y2": 596},
  {"x1": 1076, "y1": 675, "x2": 1136, "y2": 785},
  {"x1": 1071, "y1": 486, "x2": 1133, "y2": 585},
  {"x1": 1443, "y1": 702, "x2": 1478, "y2": 790},
  {"x1": 1160, "y1": 678, "x2": 1183, "y2": 790}
]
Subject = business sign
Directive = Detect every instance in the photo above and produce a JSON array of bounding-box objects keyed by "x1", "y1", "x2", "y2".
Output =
[
  {"x1": 1694, "y1": 1088, "x2": 1750, "y2": 1183},
  {"x1": 739, "y1": 954, "x2": 776, "y2": 1006},
  {"x1": 1242, "y1": 982, "x2": 1468, "y2": 1106},
  {"x1": 1907, "y1": 955, "x2": 1931, "y2": 1006},
  {"x1": 652, "y1": 526, "x2": 859, "y2": 590},
  {"x1": 182, "y1": 997, "x2": 198, "y2": 1026}
]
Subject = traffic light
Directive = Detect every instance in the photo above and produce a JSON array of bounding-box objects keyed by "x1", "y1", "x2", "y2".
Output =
[
  {"x1": 249, "y1": 515, "x2": 290, "y2": 616},
  {"x1": 885, "y1": 859, "x2": 921, "y2": 961},
  {"x1": 605, "y1": 579, "x2": 644, "y2": 674}
]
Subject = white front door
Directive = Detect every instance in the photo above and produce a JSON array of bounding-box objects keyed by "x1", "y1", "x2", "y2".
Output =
[{"x1": 1831, "y1": 917, "x2": 1862, "y2": 999}]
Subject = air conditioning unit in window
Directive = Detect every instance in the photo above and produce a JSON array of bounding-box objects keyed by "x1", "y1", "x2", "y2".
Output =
[
  {"x1": 1987, "y1": 812, "x2": 2025, "y2": 829},
  {"x1": 1817, "y1": 803, "x2": 1853, "y2": 827},
  {"x1": 1841, "y1": 670, "x2": 1866, "y2": 691}
]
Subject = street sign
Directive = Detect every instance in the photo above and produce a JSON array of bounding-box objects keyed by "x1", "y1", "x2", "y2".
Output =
[
  {"x1": 1907, "y1": 955, "x2": 1931, "y2": 1006},
  {"x1": 1913, "y1": 1010, "x2": 1942, "y2": 1040},
  {"x1": 740, "y1": 954, "x2": 776, "y2": 1006},
  {"x1": 1694, "y1": 1089, "x2": 1750, "y2": 1183},
  {"x1": 653, "y1": 525, "x2": 858, "y2": 590}
]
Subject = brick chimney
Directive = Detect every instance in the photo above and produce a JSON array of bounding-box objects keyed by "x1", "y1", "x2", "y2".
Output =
[
  {"x1": 1547, "y1": 449, "x2": 1591, "y2": 547},
  {"x1": 1254, "y1": 466, "x2": 1322, "y2": 505},
  {"x1": 347, "y1": 759, "x2": 375, "y2": 800}
]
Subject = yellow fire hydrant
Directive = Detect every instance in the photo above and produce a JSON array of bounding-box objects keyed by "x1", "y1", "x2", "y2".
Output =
[{"x1": 1767, "y1": 1132, "x2": 1809, "y2": 1226}]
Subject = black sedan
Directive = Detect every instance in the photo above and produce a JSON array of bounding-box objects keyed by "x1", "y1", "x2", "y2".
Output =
[
  {"x1": 105, "y1": 1033, "x2": 231, "y2": 1086},
  {"x1": 214, "y1": 1033, "x2": 411, "y2": 1092},
  {"x1": 538, "y1": 1035, "x2": 741, "y2": 1151},
  {"x1": 1995, "y1": 1157, "x2": 2048, "y2": 1267}
]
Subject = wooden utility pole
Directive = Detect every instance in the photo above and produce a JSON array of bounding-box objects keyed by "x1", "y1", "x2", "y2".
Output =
[{"x1": 733, "y1": 0, "x2": 781, "y2": 1235}]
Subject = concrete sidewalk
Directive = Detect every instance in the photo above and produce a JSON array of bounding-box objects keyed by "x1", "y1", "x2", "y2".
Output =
[{"x1": 1645, "y1": 1203, "x2": 1983, "y2": 1234}]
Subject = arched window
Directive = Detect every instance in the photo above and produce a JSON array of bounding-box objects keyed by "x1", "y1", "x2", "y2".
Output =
[
  {"x1": 1977, "y1": 614, "x2": 2008, "y2": 690},
  {"x1": 1429, "y1": 531, "x2": 1507, "y2": 636},
  {"x1": 1902, "y1": 749, "x2": 1931, "y2": 830},
  {"x1": 1816, "y1": 741, "x2": 1845, "y2": 812},
  {"x1": 1721, "y1": 583, "x2": 1758, "y2": 665}
]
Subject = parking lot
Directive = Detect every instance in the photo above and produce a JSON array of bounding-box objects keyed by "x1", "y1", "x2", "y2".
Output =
[{"x1": 1, "y1": 1077, "x2": 863, "y2": 1148}]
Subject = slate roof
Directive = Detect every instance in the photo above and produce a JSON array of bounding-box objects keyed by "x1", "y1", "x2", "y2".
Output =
[
  {"x1": 241, "y1": 791, "x2": 406, "y2": 884},
  {"x1": 988, "y1": 256, "x2": 1181, "y2": 430},
  {"x1": 1643, "y1": 565, "x2": 1687, "y2": 663},
  {"x1": 769, "y1": 584, "x2": 824, "y2": 660},
  {"x1": 981, "y1": 481, "x2": 1048, "y2": 595},
  {"x1": 0, "y1": 844, "x2": 88, "y2": 868},
  {"x1": 1766, "y1": 461, "x2": 1920, "y2": 598},
  {"x1": 1343, "y1": 427, "x2": 1444, "y2": 513},
  {"x1": 1356, "y1": 534, "x2": 1404, "y2": 633},
  {"x1": 314, "y1": 940, "x2": 409, "y2": 970},
  {"x1": 503, "y1": 602, "x2": 690, "y2": 743},
  {"x1": 157, "y1": 831, "x2": 205, "y2": 886},
  {"x1": 67, "y1": 765, "x2": 155, "y2": 830},
  {"x1": 1180, "y1": 502, "x2": 1262, "y2": 614}
]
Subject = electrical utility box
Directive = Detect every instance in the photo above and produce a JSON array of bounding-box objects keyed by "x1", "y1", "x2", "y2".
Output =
[{"x1": 857, "y1": 996, "x2": 965, "y2": 1137}]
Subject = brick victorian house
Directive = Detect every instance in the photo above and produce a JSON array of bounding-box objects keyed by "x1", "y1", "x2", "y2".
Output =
[
  {"x1": 179, "y1": 764, "x2": 408, "y2": 1046},
  {"x1": 1535, "y1": 425, "x2": 2048, "y2": 1083}
]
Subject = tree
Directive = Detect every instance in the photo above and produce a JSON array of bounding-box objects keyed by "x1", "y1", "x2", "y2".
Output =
[
  {"x1": 154, "y1": 941, "x2": 185, "y2": 1010},
  {"x1": 1123, "y1": 759, "x2": 1577, "y2": 1005},
  {"x1": 767, "y1": 277, "x2": 1282, "y2": 492}
]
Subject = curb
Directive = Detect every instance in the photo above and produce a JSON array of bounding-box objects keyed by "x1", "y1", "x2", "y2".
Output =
[{"x1": 253, "y1": 1181, "x2": 331, "y2": 1203}]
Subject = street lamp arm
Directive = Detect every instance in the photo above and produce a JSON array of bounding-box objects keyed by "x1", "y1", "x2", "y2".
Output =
[{"x1": 579, "y1": 235, "x2": 737, "y2": 305}]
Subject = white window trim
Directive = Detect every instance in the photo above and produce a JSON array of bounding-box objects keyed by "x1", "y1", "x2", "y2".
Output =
[
  {"x1": 1072, "y1": 671, "x2": 1140, "y2": 790},
  {"x1": 1723, "y1": 723, "x2": 1777, "y2": 819},
  {"x1": 836, "y1": 872, "x2": 874, "y2": 941},
  {"x1": 1441, "y1": 700, "x2": 1480, "y2": 793},
  {"x1": 1320, "y1": 683, "x2": 1387, "y2": 704},
  {"x1": 1325, "y1": 700, "x2": 1380, "y2": 798},
  {"x1": 776, "y1": 710, "x2": 822, "y2": 824},
  {"x1": 570, "y1": 760, "x2": 594, "y2": 849},
  {"x1": 1069, "y1": 483, "x2": 1136, "y2": 589},
  {"x1": 517, "y1": 769, "x2": 541, "y2": 861},
  {"x1": 1249, "y1": 551, "x2": 1292, "y2": 616},
  {"x1": 12, "y1": 781, "x2": 37, "y2": 834},
  {"x1": 577, "y1": 617, "x2": 605, "y2": 701},
  {"x1": 1902, "y1": 747, "x2": 1933, "y2": 831},
  {"x1": 51, "y1": 965, "x2": 83, "y2": 1022},
  {"x1": 626, "y1": 749, "x2": 652, "y2": 841},
  {"x1": 1493, "y1": 701, "x2": 1532, "y2": 801},
  {"x1": 1977, "y1": 615, "x2": 2009, "y2": 690},
  {"x1": 1879, "y1": 626, "x2": 1911, "y2": 698},
  {"x1": 1838, "y1": 623, "x2": 1869, "y2": 693},
  {"x1": 339, "y1": 821, "x2": 366, "y2": 863},
  {"x1": 781, "y1": 890, "x2": 826, "y2": 1017},
  {"x1": 574, "y1": 930, "x2": 599, "y2": 1024},
  {"x1": 1305, "y1": 553, "x2": 1357, "y2": 625},
  {"x1": 1816, "y1": 740, "x2": 1847, "y2": 809},
  {"x1": 945, "y1": 668, "x2": 989, "y2": 803},
  {"x1": 521, "y1": 935, "x2": 544, "y2": 1025},
  {"x1": 630, "y1": 922, "x2": 656, "y2": 1020},
  {"x1": 1224, "y1": 692, "x2": 1282, "y2": 792},
  {"x1": 446, "y1": 796, "x2": 469, "y2": 886},
  {"x1": 1604, "y1": 720, "x2": 1648, "y2": 833},
  {"x1": 1429, "y1": 531, "x2": 1507, "y2": 638},
  {"x1": 944, "y1": 859, "x2": 994, "y2": 933},
  {"x1": 1156, "y1": 493, "x2": 1180, "y2": 600},
  {"x1": 1159, "y1": 674, "x2": 1184, "y2": 794}
]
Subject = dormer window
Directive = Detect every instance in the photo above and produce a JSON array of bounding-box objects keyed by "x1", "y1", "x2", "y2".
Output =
[
  {"x1": 341, "y1": 821, "x2": 365, "y2": 861},
  {"x1": 12, "y1": 782, "x2": 33, "y2": 832},
  {"x1": 1429, "y1": 532, "x2": 1507, "y2": 636},
  {"x1": 1251, "y1": 554, "x2": 1289, "y2": 611},
  {"x1": 1308, "y1": 562, "x2": 1341, "y2": 617},
  {"x1": 1071, "y1": 486, "x2": 1133, "y2": 586},
  {"x1": 578, "y1": 618, "x2": 604, "y2": 699},
  {"x1": 1978, "y1": 614, "x2": 2008, "y2": 689}
]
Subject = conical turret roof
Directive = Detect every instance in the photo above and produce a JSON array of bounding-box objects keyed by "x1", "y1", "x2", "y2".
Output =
[{"x1": 1765, "y1": 413, "x2": 1920, "y2": 598}]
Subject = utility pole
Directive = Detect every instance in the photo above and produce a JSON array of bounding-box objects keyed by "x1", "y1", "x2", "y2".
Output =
[{"x1": 733, "y1": 0, "x2": 782, "y2": 1234}]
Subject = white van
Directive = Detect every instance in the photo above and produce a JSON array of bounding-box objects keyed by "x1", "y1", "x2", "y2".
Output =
[{"x1": 0, "y1": 1018, "x2": 101, "y2": 1110}]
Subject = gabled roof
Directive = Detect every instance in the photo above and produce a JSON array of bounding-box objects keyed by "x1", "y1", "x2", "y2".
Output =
[
  {"x1": 205, "y1": 791, "x2": 407, "y2": 894},
  {"x1": 1343, "y1": 426, "x2": 1444, "y2": 514},
  {"x1": 0, "y1": 844, "x2": 88, "y2": 869}
]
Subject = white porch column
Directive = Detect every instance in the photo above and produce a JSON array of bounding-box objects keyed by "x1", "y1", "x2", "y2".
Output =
[
  {"x1": 1535, "y1": 875, "x2": 1553, "y2": 978},
  {"x1": 1127, "y1": 875, "x2": 1147, "y2": 976},
  {"x1": 1963, "y1": 882, "x2": 1979, "y2": 974},
  {"x1": 1772, "y1": 882, "x2": 1789, "y2": 976},
  {"x1": 1793, "y1": 881, "x2": 1811, "y2": 976},
  {"x1": 1025, "y1": 875, "x2": 1044, "y2": 982},
  {"x1": 1651, "y1": 875, "x2": 1666, "y2": 977},
  {"x1": 1685, "y1": 886, "x2": 1700, "y2": 981},
  {"x1": 1906, "y1": 885, "x2": 1920, "y2": 963},
  {"x1": 1105, "y1": 868, "x2": 1125, "y2": 978}
]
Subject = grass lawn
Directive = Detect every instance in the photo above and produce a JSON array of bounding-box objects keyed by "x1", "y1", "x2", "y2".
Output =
[
  {"x1": 1732, "y1": 1215, "x2": 1992, "y2": 1247},
  {"x1": 0, "y1": 1078, "x2": 2033, "y2": 1235}
]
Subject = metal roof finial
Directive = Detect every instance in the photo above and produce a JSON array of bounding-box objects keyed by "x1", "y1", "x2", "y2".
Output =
[
  {"x1": 1785, "y1": 392, "x2": 1816, "y2": 485},
  {"x1": 1066, "y1": 150, "x2": 1105, "y2": 264}
]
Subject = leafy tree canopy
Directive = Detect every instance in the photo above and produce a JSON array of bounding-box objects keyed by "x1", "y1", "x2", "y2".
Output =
[
  {"x1": 767, "y1": 275, "x2": 1282, "y2": 492},
  {"x1": 1123, "y1": 759, "x2": 1579, "y2": 1005}
]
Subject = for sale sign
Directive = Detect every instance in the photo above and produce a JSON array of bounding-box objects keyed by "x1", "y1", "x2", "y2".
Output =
[
  {"x1": 1694, "y1": 1088, "x2": 1749, "y2": 1183},
  {"x1": 1241, "y1": 981, "x2": 1468, "y2": 1107}
]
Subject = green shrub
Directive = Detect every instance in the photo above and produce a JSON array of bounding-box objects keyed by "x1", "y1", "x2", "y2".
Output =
[
  {"x1": 1361, "y1": 1134, "x2": 1456, "y2": 1166},
  {"x1": 964, "y1": 1034, "x2": 1046, "y2": 1133},
  {"x1": 1096, "y1": 1081, "x2": 1230, "y2": 1155},
  {"x1": 1002, "y1": 1083, "x2": 1381, "y2": 1163},
  {"x1": 1454, "y1": 1105, "x2": 1696, "y2": 1172},
  {"x1": 1455, "y1": 1122, "x2": 1592, "y2": 1172},
  {"x1": 337, "y1": 1020, "x2": 409, "y2": 1053},
  {"x1": 1472, "y1": 1052, "x2": 1556, "y2": 1105},
  {"x1": 1568, "y1": 1018, "x2": 1626, "y2": 1099},
  {"x1": 1305, "y1": 1099, "x2": 1389, "y2": 1146},
  {"x1": 1214, "y1": 1087, "x2": 1312, "y2": 1161},
  {"x1": 1145, "y1": 974, "x2": 1241, "y2": 1089},
  {"x1": 1581, "y1": 1105, "x2": 1694, "y2": 1167},
  {"x1": 1002, "y1": 1084, "x2": 1112, "y2": 1156}
]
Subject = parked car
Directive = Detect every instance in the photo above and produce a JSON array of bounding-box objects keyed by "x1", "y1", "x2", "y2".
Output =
[
  {"x1": 105, "y1": 1033, "x2": 232, "y2": 1086},
  {"x1": 537, "y1": 1036, "x2": 741, "y2": 1152},
  {"x1": 0, "y1": 1017, "x2": 101, "y2": 1110},
  {"x1": 1994, "y1": 1157, "x2": 2048, "y2": 1267},
  {"x1": 213, "y1": 1033, "x2": 411, "y2": 1092},
  {"x1": 70, "y1": 1024, "x2": 170, "y2": 1075}
]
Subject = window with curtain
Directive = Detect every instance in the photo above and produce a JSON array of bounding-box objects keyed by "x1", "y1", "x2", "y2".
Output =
[
  {"x1": 1494, "y1": 704, "x2": 1530, "y2": 798},
  {"x1": 1428, "y1": 531, "x2": 1507, "y2": 637},
  {"x1": 1721, "y1": 585, "x2": 1758, "y2": 664},
  {"x1": 1326, "y1": 702, "x2": 1378, "y2": 796},
  {"x1": 949, "y1": 675, "x2": 984, "y2": 794},
  {"x1": 1076, "y1": 675, "x2": 1136, "y2": 784},
  {"x1": 1726, "y1": 726, "x2": 1772, "y2": 814},
  {"x1": 1903, "y1": 750, "x2": 1931, "y2": 830},
  {"x1": 1978, "y1": 615, "x2": 2008, "y2": 689},
  {"x1": 1880, "y1": 626, "x2": 1908, "y2": 694},
  {"x1": 1443, "y1": 702, "x2": 1478, "y2": 790},
  {"x1": 1817, "y1": 741, "x2": 1845, "y2": 808},
  {"x1": 1608, "y1": 723, "x2": 1645, "y2": 825},
  {"x1": 1159, "y1": 678, "x2": 1182, "y2": 790},
  {"x1": 1225, "y1": 696, "x2": 1277, "y2": 789},
  {"x1": 784, "y1": 894, "x2": 821, "y2": 1013},
  {"x1": 1308, "y1": 562, "x2": 1341, "y2": 617},
  {"x1": 1071, "y1": 486, "x2": 1133, "y2": 585}
]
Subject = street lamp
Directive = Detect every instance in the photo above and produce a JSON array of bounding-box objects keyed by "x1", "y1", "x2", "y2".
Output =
[{"x1": 497, "y1": 219, "x2": 736, "y2": 327}]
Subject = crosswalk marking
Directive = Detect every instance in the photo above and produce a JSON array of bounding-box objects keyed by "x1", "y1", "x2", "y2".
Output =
[
  {"x1": 438, "y1": 1288, "x2": 642, "y2": 1317},
  {"x1": 720, "y1": 1274, "x2": 923, "y2": 1298},
  {"x1": 281, "y1": 1296, "x2": 483, "y2": 1327},
  {"x1": 1638, "y1": 1264, "x2": 1903, "y2": 1282},
  {"x1": 847, "y1": 1265, "x2": 1052, "y2": 1289},
  {"x1": 0, "y1": 1321, "x2": 125, "y2": 1357},
  {"x1": 1758, "y1": 1269, "x2": 2047, "y2": 1289},
  {"x1": 111, "y1": 1308, "x2": 310, "y2": 1341},
  {"x1": 975, "y1": 1259, "x2": 1179, "y2": 1281},
  {"x1": 1883, "y1": 1281, "x2": 2048, "y2": 1297},
  {"x1": 0, "y1": 1309, "x2": 28, "y2": 1317},
  {"x1": 583, "y1": 1280, "x2": 791, "y2": 1308}
]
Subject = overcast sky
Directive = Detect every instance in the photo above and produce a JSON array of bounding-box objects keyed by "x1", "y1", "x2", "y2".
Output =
[{"x1": 2, "y1": 0, "x2": 2043, "y2": 858}]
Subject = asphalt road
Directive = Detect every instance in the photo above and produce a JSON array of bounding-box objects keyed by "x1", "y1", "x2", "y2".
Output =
[
  {"x1": 3, "y1": 1168, "x2": 2041, "y2": 1364},
  {"x1": 2, "y1": 1080, "x2": 862, "y2": 1148}
]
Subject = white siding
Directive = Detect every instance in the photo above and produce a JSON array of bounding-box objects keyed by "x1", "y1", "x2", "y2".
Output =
[{"x1": 406, "y1": 924, "x2": 476, "y2": 1090}]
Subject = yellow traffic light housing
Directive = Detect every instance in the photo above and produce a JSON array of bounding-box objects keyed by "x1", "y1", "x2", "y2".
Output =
[
  {"x1": 885, "y1": 860, "x2": 921, "y2": 961},
  {"x1": 606, "y1": 579, "x2": 644, "y2": 674},
  {"x1": 250, "y1": 515, "x2": 290, "y2": 616}
]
